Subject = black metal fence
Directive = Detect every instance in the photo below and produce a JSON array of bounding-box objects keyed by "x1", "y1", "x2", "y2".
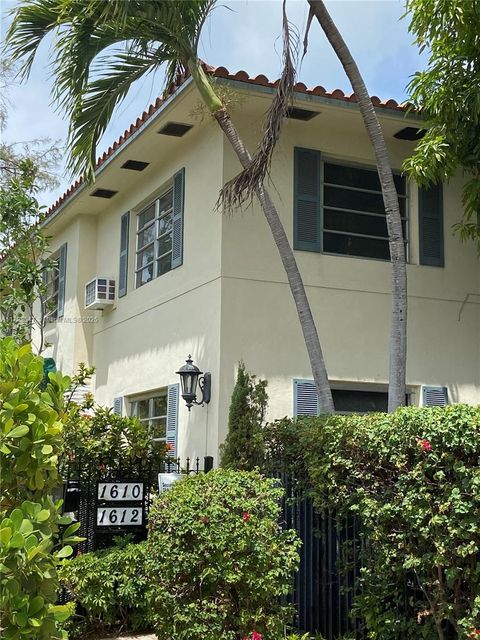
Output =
[
  {"x1": 279, "y1": 474, "x2": 365, "y2": 638},
  {"x1": 61, "y1": 455, "x2": 213, "y2": 553}
]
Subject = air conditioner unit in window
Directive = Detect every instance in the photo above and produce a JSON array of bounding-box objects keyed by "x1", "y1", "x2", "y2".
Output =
[{"x1": 85, "y1": 277, "x2": 115, "y2": 310}]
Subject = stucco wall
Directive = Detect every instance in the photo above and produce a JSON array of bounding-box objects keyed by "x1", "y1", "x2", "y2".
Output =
[
  {"x1": 215, "y1": 96, "x2": 480, "y2": 446},
  {"x1": 40, "y1": 85, "x2": 480, "y2": 462}
]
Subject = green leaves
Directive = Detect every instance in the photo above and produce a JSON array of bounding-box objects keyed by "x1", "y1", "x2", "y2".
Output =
[
  {"x1": 0, "y1": 339, "x2": 74, "y2": 637},
  {"x1": 270, "y1": 405, "x2": 480, "y2": 637},
  {"x1": 146, "y1": 469, "x2": 300, "y2": 639},
  {"x1": 404, "y1": 0, "x2": 480, "y2": 253}
]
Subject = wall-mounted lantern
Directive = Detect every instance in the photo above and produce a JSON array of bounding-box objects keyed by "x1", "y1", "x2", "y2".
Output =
[{"x1": 176, "y1": 355, "x2": 211, "y2": 410}]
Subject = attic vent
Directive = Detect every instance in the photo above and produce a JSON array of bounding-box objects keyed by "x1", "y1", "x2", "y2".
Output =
[
  {"x1": 121, "y1": 159, "x2": 149, "y2": 171},
  {"x1": 90, "y1": 188, "x2": 118, "y2": 199},
  {"x1": 422, "y1": 385, "x2": 448, "y2": 407},
  {"x1": 158, "y1": 122, "x2": 193, "y2": 137},
  {"x1": 394, "y1": 127, "x2": 426, "y2": 141},
  {"x1": 286, "y1": 107, "x2": 319, "y2": 121}
]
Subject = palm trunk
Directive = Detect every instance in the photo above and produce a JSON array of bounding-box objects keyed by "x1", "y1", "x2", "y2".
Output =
[
  {"x1": 214, "y1": 107, "x2": 334, "y2": 412},
  {"x1": 307, "y1": 0, "x2": 407, "y2": 412},
  {"x1": 188, "y1": 61, "x2": 334, "y2": 412}
]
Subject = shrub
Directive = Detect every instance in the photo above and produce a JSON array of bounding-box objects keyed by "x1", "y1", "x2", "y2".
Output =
[
  {"x1": 59, "y1": 539, "x2": 152, "y2": 636},
  {"x1": 220, "y1": 362, "x2": 268, "y2": 470},
  {"x1": 146, "y1": 468, "x2": 300, "y2": 640},
  {"x1": 0, "y1": 339, "x2": 76, "y2": 638},
  {"x1": 268, "y1": 405, "x2": 480, "y2": 639}
]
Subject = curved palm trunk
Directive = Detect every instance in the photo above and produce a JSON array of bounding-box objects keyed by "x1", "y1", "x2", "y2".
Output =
[
  {"x1": 307, "y1": 0, "x2": 407, "y2": 412},
  {"x1": 187, "y1": 62, "x2": 334, "y2": 413}
]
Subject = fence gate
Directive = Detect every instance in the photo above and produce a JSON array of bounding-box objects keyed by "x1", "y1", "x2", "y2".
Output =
[{"x1": 280, "y1": 475, "x2": 365, "y2": 639}]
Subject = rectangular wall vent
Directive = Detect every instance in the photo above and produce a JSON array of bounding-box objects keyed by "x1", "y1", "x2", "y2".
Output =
[
  {"x1": 286, "y1": 107, "x2": 319, "y2": 121},
  {"x1": 121, "y1": 159, "x2": 150, "y2": 171},
  {"x1": 85, "y1": 277, "x2": 115, "y2": 310},
  {"x1": 157, "y1": 122, "x2": 193, "y2": 137},
  {"x1": 394, "y1": 127, "x2": 426, "y2": 141},
  {"x1": 90, "y1": 188, "x2": 118, "y2": 199}
]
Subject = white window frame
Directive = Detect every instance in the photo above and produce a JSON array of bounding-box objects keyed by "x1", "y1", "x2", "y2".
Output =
[
  {"x1": 129, "y1": 390, "x2": 168, "y2": 443},
  {"x1": 135, "y1": 186, "x2": 173, "y2": 288},
  {"x1": 43, "y1": 253, "x2": 60, "y2": 323}
]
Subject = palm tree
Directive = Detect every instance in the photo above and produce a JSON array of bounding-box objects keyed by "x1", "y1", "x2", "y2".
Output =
[
  {"x1": 304, "y1": 0, "x2": 407, "y2": 411},
  {"x1": 6, "y1": 0, "x2": 335, "y2": 412}
]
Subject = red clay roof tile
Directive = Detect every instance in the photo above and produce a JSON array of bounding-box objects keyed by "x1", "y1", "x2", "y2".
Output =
[{"x1": 45, "y1": 66, "x2": 410, "y2": 219}]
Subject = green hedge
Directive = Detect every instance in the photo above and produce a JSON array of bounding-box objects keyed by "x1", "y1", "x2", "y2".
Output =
[
  {"x1": 266, "y1": 405, "x2": 480, "y2": 639},
  {"x1": 59, "y1": 540, "x2": 152, "y2": 636},
  {"x1": 146, "y1": 468, "x2": 300, "y2": 640}
]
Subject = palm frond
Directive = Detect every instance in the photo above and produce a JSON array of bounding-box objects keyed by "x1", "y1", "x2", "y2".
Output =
[
  {"x1": 219, "y1": 0, "x2": 298, "y2": 212},
  {"x1": 67, "y1": 45, "x2": 179, "y2": 179},
  {"x1": 5, "y1": 0, "x2": 60, "y2": 79},
  {"x1": 6, "y1": 0, "x2": 217, "y2": 181}
]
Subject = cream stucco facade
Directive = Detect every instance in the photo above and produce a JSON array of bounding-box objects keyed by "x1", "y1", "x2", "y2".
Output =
[{"x1": 38, "y1": 75, "x2": 480, "y2": 464}]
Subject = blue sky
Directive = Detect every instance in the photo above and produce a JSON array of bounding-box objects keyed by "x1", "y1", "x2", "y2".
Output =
[{"x1": 1, "y1": 0, "x2": 427, "y2": 208}]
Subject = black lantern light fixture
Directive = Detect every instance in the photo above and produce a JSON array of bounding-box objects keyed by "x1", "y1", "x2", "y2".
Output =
[{"x1": 176, "y1": 355, "x2": 211, "y2": 410}]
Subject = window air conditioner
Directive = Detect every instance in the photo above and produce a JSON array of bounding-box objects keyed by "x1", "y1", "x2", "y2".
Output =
[{"x1": 85, "y1": 277, "x2": 115, "y2": 310}]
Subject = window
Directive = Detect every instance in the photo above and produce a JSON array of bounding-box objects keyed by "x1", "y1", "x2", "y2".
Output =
[
  {"x1": 130, "y1": 392, "x2": 168, "y2": 442},
  {"x1": 128, "y1": 384, "x2": 179, "y2": 456},
  {"x1": 293, "y1": 380, "x2": 410, "y2": 416},
  {"x1": 294, "y1": 149, "x2": 408, "y2": 260},
  {"x1": 136, "y1": 188, "x2": 173, "y2": 288},
  {"x1": 133, "y1": 168, "x2": 185, "y2": 290},
  {"x1": 44, "y1": 243, "x2": 67, "y2": 322}
]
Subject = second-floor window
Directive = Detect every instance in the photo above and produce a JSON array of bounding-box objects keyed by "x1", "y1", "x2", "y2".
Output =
[
  {"x1": 132, "y1": 168, "x2": 185, "y2": 290},
  {"x1": 43, "y1": 243, "x2": 67, "y2": 322},
  {"x1": 136, "y1": 188, "x2": 173, "y2": 288},
  {"x1": 294, "y1": 149, "x2": 408, "y2": 261}
]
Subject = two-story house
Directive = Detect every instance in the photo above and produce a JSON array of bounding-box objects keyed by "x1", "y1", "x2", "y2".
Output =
[{"x1": 38, "y1": 67, "x2": 480, "y2": 463}]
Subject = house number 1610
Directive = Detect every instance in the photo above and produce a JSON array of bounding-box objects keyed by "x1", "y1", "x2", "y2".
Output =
[{"x1": 97, "y1": 482, "x2": 144, "y2": 501}]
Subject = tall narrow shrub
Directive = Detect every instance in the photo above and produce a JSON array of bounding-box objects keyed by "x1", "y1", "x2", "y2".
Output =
[{"x1": 220, "y1": 362, "x2": 268, "y2": 470}]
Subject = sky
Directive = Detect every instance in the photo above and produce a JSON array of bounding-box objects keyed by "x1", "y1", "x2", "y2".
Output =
[{"x1": 1, "y1": 0, "x2": 428, "y2": 208}]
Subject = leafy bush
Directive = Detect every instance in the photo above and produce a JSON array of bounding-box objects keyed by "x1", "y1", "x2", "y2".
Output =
[
  {"x1": 268, "y1": 405, "x2": 480, "y2": 639},
  {"x1": 59, "y1": 540, "x2": 152, "y2": 636},
  {"x1": 61, "y1": 392, "x2": 167, "y2": 479},
  {"x1": 220, "y1": 362, "x2": 268, "y2": 470},
  {"x1": 0, "y1": 338, "x2": 76, "y2": 638},
  {"x1": 146, "y1": 468, "x2": 300, "y2": 640}
]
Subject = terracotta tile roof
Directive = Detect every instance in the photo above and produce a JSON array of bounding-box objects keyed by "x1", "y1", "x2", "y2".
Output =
[{"x1": 45, "y1": 65, "x2": 410, "y2": 220}]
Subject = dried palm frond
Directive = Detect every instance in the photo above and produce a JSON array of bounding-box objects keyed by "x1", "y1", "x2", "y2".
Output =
[{"x1": 219, "y1": 0, "x2": 298, "y2": 213}]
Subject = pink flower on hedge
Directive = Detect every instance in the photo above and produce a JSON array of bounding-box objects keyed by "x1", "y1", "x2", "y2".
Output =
[
  {"x1": 242, "y1": 511, "x2": 251, "y2": 522},
  {"x1": 251, "y1": 632, "x2": 262, "y2": 640},
  {"x1": 418, "y1": 438, "x2": 432, "y2": 452}
]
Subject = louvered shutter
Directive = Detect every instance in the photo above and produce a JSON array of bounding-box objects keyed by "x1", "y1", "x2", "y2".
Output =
[
  {"x1": 419, "y1": 184, "x2": 444, "y2": 266},
  {"x1": 171, "y1": 169, "x2": 185, "y2": 269},
  {"x1": 112, "y1": 396, "x2": 123, "y2": 415},
  {"x1": 422, "y1": 386, "x2": 448, "y2": 406},
  {"x1": 118, "y1": 212, "x2": 130, "y2": 297},
  {"x1": 166, "y1": 384, "x2": 179, "y2": 457},
  {"x1": 294, "y1": 148, "x2": 321, "y2": 252},
  {"x1": 293, "y1": 379, "x2": 320, "y2": 417},
  {"x1": 57, "y1": 243, "x2": 67, "y2": 318}
]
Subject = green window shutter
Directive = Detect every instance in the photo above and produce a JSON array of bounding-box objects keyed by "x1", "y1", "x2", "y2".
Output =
[
  {"x1": 172, "y1": 168, "x2": 185, "y2": 269},
  {"x1": 57, "y1": 243, "x2": 67, "y2": 318},
  {"x1": 113, "y1": 397, "x2": 123, "y2": 416},
  {"x1": 294, "y1": 148, "x2": 321, "y2": 252},
  {"x1": 118, "y1": 212, "x2": 130, "y2": 297},
  {"x1": 422, "y1": 385, "x2": 448, "y2": 406},
  {"x1": 293, "y1": 379, "x2": 319, "y2": 417},
  {"x1": 166, "y1": 384, "x2": 179, "y2": 457},
  {"x1": 419, "y1": 183, "x2": 444, "y2": 266}
]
